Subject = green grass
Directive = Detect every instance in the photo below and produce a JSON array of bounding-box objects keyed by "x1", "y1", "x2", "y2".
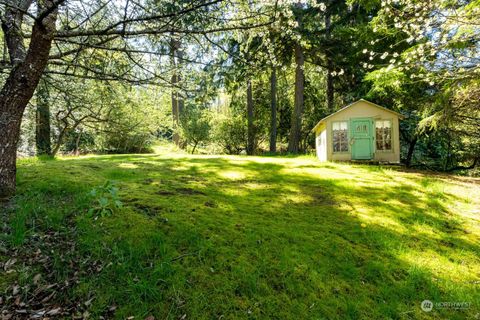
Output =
[{"x1": 2, "y1": 148, "x2": 479, "y2": 319}]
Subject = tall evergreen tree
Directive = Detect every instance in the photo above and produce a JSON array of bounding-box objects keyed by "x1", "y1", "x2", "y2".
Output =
[{"x1": 35, "y1": 77, "x2": 52, "y2": 156}]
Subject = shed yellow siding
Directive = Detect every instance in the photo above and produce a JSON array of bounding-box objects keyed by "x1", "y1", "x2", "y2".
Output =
[{"x1": 314, "y1": 100, "x2": 401, "y2": 163}]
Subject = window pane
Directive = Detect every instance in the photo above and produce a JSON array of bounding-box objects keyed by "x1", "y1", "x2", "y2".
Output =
[
  {"x1": 339, "y1": 131, "x2": 344, "y2": 150},
  {"x1": 384, "y1": 127, "x2": 392, "y2": 150},
  {"x1": 375, "y1": 120, "x2": 392, "y2": 151},
  {"x1": 376, "y1": 127, "x2": 382, "y2": 148},
  {"x1": 341, "y1": 129, "x2": 348, "y2": 151},
  {"x1": 333, "y1": 122, "x2": 348, "y2": 152},
  {"x1": 333, "y1": 132, "x2": 339, "y2": 152},
  {"x1": 341, "y1": 135, "x2": 348, "y2": 151}
]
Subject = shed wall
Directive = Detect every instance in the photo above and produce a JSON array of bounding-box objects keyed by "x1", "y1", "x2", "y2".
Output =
[
  {"x1": 315, "y1": 101, "x2": 401, "y2": 163},
  {"x1": 315, "y1": 127, "x2": 327, "y2": 162}
]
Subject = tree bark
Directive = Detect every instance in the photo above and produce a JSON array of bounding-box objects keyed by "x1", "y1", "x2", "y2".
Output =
[
  {"x1": 405, "y1": 135, "x2": 417, "y2": 167},
  {"x1": 176, "y1": 40, "x2": 186, "y2": 149},
  {"x1": 171, "y1": 73, "x2": 179, "y2": 144},
  {"x1": 0, "y1": 1, "x2": 57, "y2": 198},
  {"x1": 269, "y1": 67, "x2": 277, "y2": 153},
  {"x1": 35, "y1": 77, "x2": 52, "y2": 155},
  {"x1": 446, "y1": 157, "x2": 478, "y2": 172},
  {"x1": 325, "y1": 7, "x2": 334, "y2": 112},
  {"x1": 287, "y1": 42, "x2": 305, "y2": 153},
  {"x1": 246, "y1": 79, "x2": 254, "y2": 155},
  {"x1": 326, "y1": 62, "x2": 334, "y2": 112},
  {"x1": 176, "y1": 43, "x2": 185, "y2": 117},
  {"x1": 170, "y1": 37, "x2": 180, "y2": 145},
  {"x1": 74, "y1": 128, "x2": 83, "y2": 156},
  {"x1": 191, "y1": 141, "x2": 198, "y2": 154}
]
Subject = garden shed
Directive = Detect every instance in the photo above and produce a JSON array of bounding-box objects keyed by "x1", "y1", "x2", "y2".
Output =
[{"x1": 312, "y1": 99, "x2": 403, "y2": 163}]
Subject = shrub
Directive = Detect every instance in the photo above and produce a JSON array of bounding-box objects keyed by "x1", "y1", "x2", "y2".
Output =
[
  {"x1": 179, "y1": 107, "x2": 211, "y2": 154},
  {"x1": 212, "y1": 114, "x2": 246, "y2": 154}
]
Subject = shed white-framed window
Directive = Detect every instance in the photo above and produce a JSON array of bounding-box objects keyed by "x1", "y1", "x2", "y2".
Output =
[
  {"x1": 332, "y1": 121, "x2": 348, "y2": 152},
  {"x1": 375, "y1": 120, "x2": 392, "y2": 151}
]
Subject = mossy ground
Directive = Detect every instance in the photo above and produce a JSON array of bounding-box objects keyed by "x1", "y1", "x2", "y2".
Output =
[{"x1": 1, "y1": 147, "x2": 479, "y2": 319}]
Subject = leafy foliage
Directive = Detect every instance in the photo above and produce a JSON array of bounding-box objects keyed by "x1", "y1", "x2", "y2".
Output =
[
  {"x1": 179, "y1": 107, "x2": 212, "y2": 154},
  {"x1": 13, "y1": 0, "x2": 480, "y2": 170},
  {"x1": 88, "y1": 181, "x2": 123, "y2": 218},
  {"x1": 212, "y1": 112, "x2": 247, "y2": 154}
]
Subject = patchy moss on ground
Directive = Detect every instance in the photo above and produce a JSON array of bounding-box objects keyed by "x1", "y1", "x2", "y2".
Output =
[{"x1": 1, "y1": 151, "x2": 479, "y2": 319}]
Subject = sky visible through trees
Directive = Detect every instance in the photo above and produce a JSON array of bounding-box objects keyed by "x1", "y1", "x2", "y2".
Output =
[{"x1": 0, "y1": 0, "x2": 479, "y2": 197}]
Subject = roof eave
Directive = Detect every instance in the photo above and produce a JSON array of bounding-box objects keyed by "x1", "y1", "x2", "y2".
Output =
[{"x1": 311, "y1": 99, "x2": 405, "y2": 133}]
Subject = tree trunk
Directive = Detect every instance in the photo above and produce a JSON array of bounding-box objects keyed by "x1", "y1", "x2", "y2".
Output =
[
  {"x1": 444, "y1": 132, "x2": 452, "y2": 172},
  {"x1": 35, "y1": 77, "x2": 52, "y2": 156},
  {"x1": 405, "y1": 135, "x2": 417, "y2": 167},
  {"x1": 51, "y1": 125, "x2": 68, "y2": 157},
  {"x1": 74, "y1": 129, "x2": 83, "y2": 156},
  {"x1": 326, "y1": 62, "x2": 334, "y2": 112},
  {"x1": 287, "y1": 42, "x2": 305, "y2": 153},
  {"x1": 176, "y1": 43, "x2": 185, "y2": 117},
  {"x1": 191, "y1": 141, "x2": 198, "y2": 154},
  {"x1": 246, "y1": 79, "x2": 254, "y2": 155},
  {"x1": 170, "y1": 36, "x2": 180, "y2": 145},
  {"x1": 171, "y1": 73, "x2": 179, "y2": 144},
  {"x1": 0, "y1": 1, "x2": 57, "y2": 198},
  {"x1": 176, "y1": 41, "x2": 187, "y2": 149},
  {"x1": 446, "y1": 157, "x2": 478, "y2": 172},
  {"x1": 269, "y1": 67, "x2": 277, "y2": 153},
  {"x1": 0, "y1": 120, "x2": 20, "y2": 198},
  {"x1": 325, "y1": 8, "x2": 334, "y2": 112}
]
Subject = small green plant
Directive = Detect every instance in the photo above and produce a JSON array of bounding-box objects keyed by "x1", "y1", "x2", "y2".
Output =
[{"x1": 88, "y1": 180, "x2": 122, "y2": 217}]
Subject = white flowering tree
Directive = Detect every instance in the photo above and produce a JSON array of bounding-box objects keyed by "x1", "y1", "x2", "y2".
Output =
[
  {"x1": 363, "y1": 0, "x2": 479, "y2": 168},
  {"x1": 362, "y1": 0, "x2": 479, "y2": 82}
]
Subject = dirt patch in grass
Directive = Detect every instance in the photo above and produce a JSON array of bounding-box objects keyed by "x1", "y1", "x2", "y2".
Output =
[
  {"x1": 204, "y1": 200, "x2": 218, "y2": 208},
  {"x1": 81, "y1": 164, "x2": 101, "y2": 169},
  {"x1": 155, "y1": 188, "x2": 205, "y2": 196},
  {"x1": 132, "y1": 203, "x2": 163, "y2": 216},
  {"x1": 142, "y1": 178, "x2": 154, "y2": 185},
  {"x1": 178, "y1": 175, "x2": 205, "y2": 182},
  {"x1": 175, "y1": 187, "x2": 206, "y2": 195},
  {"x1": 156, "y1": 190, "x2": 175, "y2": 196}
]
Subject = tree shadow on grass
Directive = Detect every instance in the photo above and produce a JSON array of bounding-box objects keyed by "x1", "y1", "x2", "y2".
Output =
[{"x1": 12, "y1": 155, "x2": 480, "y2": 319}]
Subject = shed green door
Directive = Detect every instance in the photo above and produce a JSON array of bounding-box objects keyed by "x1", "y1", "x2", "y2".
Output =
[{"x1": 351, "y1": 118, "x2": 373, "y2": 160}]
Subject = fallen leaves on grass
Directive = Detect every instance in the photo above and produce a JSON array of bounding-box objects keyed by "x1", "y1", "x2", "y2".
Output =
[
  {"x1": 3, "y1": 258, "x2": 17, "y2": 271},
  {"x1": 0, "y1": 224, "x2": 112, "y2": 319}
]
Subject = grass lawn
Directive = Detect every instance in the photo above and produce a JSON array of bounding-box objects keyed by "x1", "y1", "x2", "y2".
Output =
[{"x1": 1, "y1": 148, "x2": 479, "y2": 319}]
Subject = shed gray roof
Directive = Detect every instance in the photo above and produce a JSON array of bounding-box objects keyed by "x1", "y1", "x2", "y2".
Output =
[{"x1": 312, "y1": 99, "x2": 404, "y2": 132}]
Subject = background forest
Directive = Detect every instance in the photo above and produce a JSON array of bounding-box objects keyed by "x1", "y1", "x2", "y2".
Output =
[{"x1": 8, "y1": 0, "x2": 480, "y2": 172}]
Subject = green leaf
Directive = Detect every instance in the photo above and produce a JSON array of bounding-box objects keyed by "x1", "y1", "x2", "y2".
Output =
[{"x1": 99, "y1": 197, "x2": 109, "y2": 207}]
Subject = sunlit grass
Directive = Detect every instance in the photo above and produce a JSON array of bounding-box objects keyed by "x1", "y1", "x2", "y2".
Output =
[{"x1": 2, "y1": 150, "x2": 479, "y2": 319}]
